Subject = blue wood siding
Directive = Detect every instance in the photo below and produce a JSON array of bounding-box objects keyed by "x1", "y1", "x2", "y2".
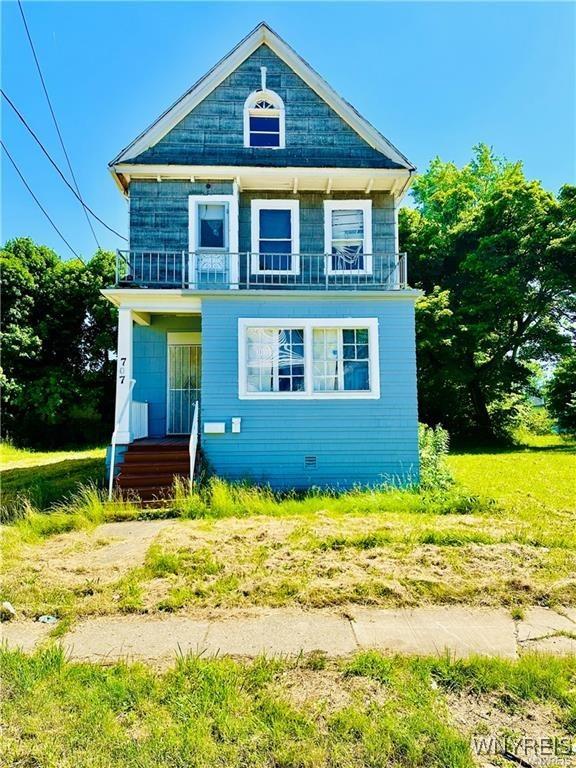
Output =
[
  {"x1": 130, "y1": 181, "x2": 395, "y2": 258},
  {"x1": 133, "y1": 315, "x2": 201, "y2": 437},
  {"x1": 130, "y1": 180, "x2": 234, "y2": 252},
  {"x1": 200, "y1": 296, "x2": 419, "y2": 489},
  {"x1": 130, "y1": 44, "x2": 402, "y2": 169}
]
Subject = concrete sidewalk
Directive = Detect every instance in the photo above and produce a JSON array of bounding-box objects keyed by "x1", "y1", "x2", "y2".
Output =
[{"x1": 3, "y1": 606, "x2": 575, "y2": 663}]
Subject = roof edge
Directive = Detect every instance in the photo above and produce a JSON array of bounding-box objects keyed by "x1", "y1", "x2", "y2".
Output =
[{"x1": 109, "y1": 22, "x2": 415, "y2": 174}]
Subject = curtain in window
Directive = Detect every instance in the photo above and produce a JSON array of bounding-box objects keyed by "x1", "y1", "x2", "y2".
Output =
[
  {"x1": 312, "y1": 329, "x2": 339, "y2": 392},
  {"x1": 312, "y1": 328, "x2": 370, "y2": 391},
  {"x1": 246, "y1": 328, "x2": 304, "y2": 392},
  {"x1": 331, "y1": 209, "x2": 365, "y2": 271}
]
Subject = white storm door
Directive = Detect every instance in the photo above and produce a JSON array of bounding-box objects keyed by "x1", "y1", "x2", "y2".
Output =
[{"x1": 188, "y1": 194, "x2": 239, "y2": 288}]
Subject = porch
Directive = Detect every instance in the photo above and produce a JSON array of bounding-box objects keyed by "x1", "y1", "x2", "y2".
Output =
[{"x1": 114, "y1": 312, "x2": 202, "y2": 444}]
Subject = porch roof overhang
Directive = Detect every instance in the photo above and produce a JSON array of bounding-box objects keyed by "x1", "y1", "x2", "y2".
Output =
[
  {"x1": 101, "y1": 287, "x2": 422, "y2": 321},
  {"x1": 110, "y1": 163, "x2": 414, "y2": 199}
]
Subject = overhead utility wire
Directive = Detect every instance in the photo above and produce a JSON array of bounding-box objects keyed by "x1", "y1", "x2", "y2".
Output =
[
  {"x1": 17, "y1": 0, "x2": 102, "y2": 250},
  {"x1": 2, "y1": 140, "x2": 82, "y2": 260},
  {"x1": 2, "y1": 89, "x2": 127, "y2": 241}
]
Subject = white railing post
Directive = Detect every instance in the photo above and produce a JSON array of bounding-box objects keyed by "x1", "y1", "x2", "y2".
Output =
[
  {"x1": 189, "y1": 400, "x2": 199, "y2": 491},
  {"x1": 108, "y1": 378, "x2": 136, "y2": 501}
]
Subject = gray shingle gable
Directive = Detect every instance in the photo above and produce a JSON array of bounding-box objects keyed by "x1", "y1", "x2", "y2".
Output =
[{"x1": 130, "y1": 44, "x2": 404, "y2": 169}]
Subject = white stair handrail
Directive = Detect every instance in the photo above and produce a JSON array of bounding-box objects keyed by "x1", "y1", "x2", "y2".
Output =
[
  {"x1": 189, "y1": 400, "x2": 199, "y2": 490},
  {"x1": 108, "y1": 378, "x2": 136, "y2": 500}
]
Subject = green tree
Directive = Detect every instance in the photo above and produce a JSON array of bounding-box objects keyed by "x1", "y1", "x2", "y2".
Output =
[
  {"x1": 400, "y1": 145, "x2": 576, "y2": 439},
  {"x1": 1, "y1": 238, "x2": 117, "y2": 447},
  {"x1": 546, "y1": 350, "x2": 576, "y2": 432}
]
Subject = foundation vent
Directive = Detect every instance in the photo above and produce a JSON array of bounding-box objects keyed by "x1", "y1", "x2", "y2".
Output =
[{"x1": 304, "y1": 456, "x2": 317, "y2": 469}]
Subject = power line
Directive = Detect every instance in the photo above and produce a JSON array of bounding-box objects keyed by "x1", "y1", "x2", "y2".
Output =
[
  {"x1": 2, "y1": 140, "x2": 82, "y2": 261},
  {"x1": 17, "y1": 0, "x2": 102, "y2": 250},
  {"x1": 2, "y1": 89, "x2": 128, "y2": 241}
]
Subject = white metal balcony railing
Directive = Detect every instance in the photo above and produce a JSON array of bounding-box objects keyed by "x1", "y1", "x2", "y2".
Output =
[{"x1": 115, "y1": 250, "x2": 408, "y2": 291}]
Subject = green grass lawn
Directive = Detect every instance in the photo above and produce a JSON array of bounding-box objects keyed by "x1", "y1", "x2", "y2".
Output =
[
  {"x1": 448, "y1": 437, "x2": 575, "y2": 516},
  {"x1": 1, "y1": 438, "x2": 574, "y2": 619},
  {"x1": 1, "y1": 444, "x2": 106, "y2": 517},
  {"x1": 1, "y1": 647, "x2": 575, "y2": 768},
  {"x1": 1, "y1": 438, "x2": 575, "y2": 768}
]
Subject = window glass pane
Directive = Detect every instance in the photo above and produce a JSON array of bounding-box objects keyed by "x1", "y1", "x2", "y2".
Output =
[
  {"x1": 245, "y1": 328, "x2": 305, "y2": 393},
  {"x1": 331, "y1": 252, "x2": 365, "y2": 271},
  {"x1": 332, "y1": 209, "x2": 363, "y2": 242},
  {"x1": 250, "y1": 116, "x2": 280, "y2": 132},
  {"x1": 312, "y1": 328, "x2": 339, "y2": 392},
  {"x1": 198, "y1": 204, "x2": 225, "y2": 248},
  {"x1": 259, "y1": 252, "x2": 292, "y2": 271},
  {"x1": 344, "y1": 361, "x2": 369, "y2": 390},
  {"x1": 259, "y1": 240, "x2": 292, "y2": 254},
  {"x1": 250, "y1": 131, "x2": 280, "y2": 147},
  {"x1": 260, "y1": 209, "x2": 291, "y2": 239},
  {"x1": 330, "y1": 209, "x2": 365, "y2": 269},
  {"x1": 313, "y1": 327, "x2": 371, "y2": 392}
]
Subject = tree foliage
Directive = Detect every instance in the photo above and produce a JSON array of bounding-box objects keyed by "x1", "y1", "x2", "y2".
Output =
[
  {"x1": 1, "y1": 238, "x2": 117, "y2": 447},
  {"x1": 400, "y1": 145, "x2": 576, "y2": 439},
  {"x1": 546, "y1": 350, "x2": 576, "y2": 433}
]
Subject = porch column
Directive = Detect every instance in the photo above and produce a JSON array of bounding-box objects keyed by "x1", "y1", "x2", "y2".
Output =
[{"x1": 113, "y1": 307, "x2": 134, "y2": 444}]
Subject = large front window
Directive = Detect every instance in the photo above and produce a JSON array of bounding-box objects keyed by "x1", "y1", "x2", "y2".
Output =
[
  {"x1": 239, "y1": 318, "x2": 379, "y2": 399},
  {"x1": 250, "y1": 200, "x2": 300, "y2": 274}
]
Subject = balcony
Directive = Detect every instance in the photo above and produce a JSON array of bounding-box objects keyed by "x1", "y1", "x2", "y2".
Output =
[{"x1": 114, "y1": 250, "x2": 408, "y2": 291}]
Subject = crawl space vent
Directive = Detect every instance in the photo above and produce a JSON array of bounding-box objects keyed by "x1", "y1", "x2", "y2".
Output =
[{"x1": 304, "y1": 456, "x2": 317, "y2": 469}]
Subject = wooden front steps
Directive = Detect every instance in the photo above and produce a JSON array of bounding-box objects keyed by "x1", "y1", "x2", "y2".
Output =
[{"x1": 116, "y1": 439, "x2": 190, "y2": 502}]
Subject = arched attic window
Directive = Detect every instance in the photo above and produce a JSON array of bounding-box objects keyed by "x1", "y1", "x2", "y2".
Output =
[{"x1": 243, "y1": 76, "x2": 285, "y2": 149}]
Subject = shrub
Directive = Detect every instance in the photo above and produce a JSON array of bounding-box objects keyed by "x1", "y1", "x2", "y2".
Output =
[{"x1": 418, "y1": 423, "x2": 453, "y2": 490}]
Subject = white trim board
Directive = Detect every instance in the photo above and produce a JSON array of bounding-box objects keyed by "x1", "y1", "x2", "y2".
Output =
[
  {"x1": 109, "y1": 23, "x2": 414, "y2": 170},
  {"x1": 111, "y1": 164, "x2": 413, "y2": 197},
  {"x1": 238, "y1": 317, "x2": 380, "y2": 401}
]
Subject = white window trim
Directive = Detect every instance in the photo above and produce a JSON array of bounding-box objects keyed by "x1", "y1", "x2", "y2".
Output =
[
  {"x1": 243, "y1": 89, "x2": 286, "y2": 149},
  {"x1": 323, "y1": 199, "x2": 373, "y2": 275},
  {"x1": 188, "y1": 193, "x2": 239, "y2": 288},
  {"x1": 238, "y1": 317, "x2": 380, "y2": 400},
  {"x1": 250, "y1": 199, "x2": 300, "y2": 275}
]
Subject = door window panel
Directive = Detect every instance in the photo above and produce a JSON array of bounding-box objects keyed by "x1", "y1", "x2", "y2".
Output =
[{"x1": 198, "y1": 204, "x2": 226, "y2": 249}]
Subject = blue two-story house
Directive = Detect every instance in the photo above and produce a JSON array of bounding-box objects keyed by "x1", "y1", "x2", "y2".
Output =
[{"x1": 103, "y1": 22, "x2": 420, "y2": 499}]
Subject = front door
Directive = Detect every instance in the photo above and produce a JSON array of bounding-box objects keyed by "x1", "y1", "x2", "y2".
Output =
[{"x1": 167, "y1": 341, "x2": 201, "y2": 434}]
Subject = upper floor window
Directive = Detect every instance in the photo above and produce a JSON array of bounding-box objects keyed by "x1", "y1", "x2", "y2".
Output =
[
  {"x1": 324, "y1": 200, "x2": 373, "y2": 275},
  {"x1": 244, "y1": 89, "x2": 285, "y2": 149},
  {"x1": 250, "y1": 199, "x2": 300, "y2": 275}
]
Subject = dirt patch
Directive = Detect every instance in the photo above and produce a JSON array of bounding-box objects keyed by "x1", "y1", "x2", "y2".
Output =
[
  {"x1": 277, "y1": 666, "x2": 387, "y2": 713},
  {"x1": 446, "y1": 690, "x2": 572, "y2": 767},
  {"x1": 23, "y1": 520, "x2": 173, "y2": 588}
]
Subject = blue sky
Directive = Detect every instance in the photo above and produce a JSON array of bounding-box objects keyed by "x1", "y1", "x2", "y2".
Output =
[{"x1": 2, "y1": 1, "x2": 574, "y2": 259}]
